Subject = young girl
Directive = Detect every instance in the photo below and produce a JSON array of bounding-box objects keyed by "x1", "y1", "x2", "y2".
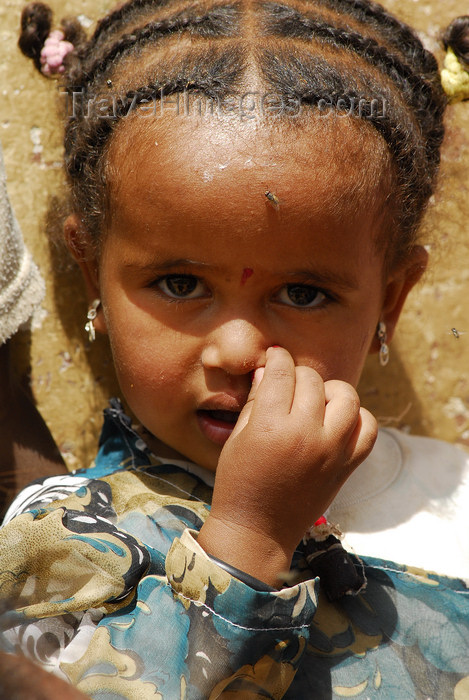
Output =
[{"x1": 1, "y1": 1, "x2": 469, "y2": 697}]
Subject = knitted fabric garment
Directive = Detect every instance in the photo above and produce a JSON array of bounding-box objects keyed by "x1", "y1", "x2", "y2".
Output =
[{"x1": 0, "y1": 142, "x2": 45, "y2": 344}]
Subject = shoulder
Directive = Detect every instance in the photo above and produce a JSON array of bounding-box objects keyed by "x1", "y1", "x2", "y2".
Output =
[
  {"x1": 330, "y1": 428, "x2": 469, "y2": 579},
  {"x1": 384, "y1": 427, "x2": 469, "y2": 496},
  {"x1": 385, "y1": 425, "x2": 469, "y2": 457}
]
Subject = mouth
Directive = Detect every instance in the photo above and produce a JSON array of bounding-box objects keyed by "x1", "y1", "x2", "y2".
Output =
[{"x1": 196, "y1": 409, "x2": 241, "y2": 446}]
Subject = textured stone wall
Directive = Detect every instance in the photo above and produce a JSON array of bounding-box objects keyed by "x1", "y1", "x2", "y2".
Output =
[{"x1": 1, "y1": 0, "x2": 468, "y2": 470}]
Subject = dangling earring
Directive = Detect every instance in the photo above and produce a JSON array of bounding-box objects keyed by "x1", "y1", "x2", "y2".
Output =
[
  {"x1": 85, "y1": 299, "x2": 101, "y2": 342},
  {"x1": 377, "y1": 321, "x2": 389, "y2": 366}
]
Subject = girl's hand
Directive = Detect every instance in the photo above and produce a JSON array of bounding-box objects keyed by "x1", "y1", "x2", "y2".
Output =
[{"x1": 198, "y1": 346, "x2": 377, "y2": 587}]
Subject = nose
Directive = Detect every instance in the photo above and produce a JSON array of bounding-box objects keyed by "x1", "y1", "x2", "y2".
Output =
[{"x1": 201, "y1": 318, "x2": 268, "y2": 375}]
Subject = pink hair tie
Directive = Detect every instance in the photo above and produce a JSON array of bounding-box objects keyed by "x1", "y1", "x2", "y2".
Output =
[{"x1": 40, "y1": 29, "x2": 74, "y2": 77}]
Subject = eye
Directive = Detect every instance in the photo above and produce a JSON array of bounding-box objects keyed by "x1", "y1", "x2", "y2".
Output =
[
  {"x1": 156, "y1": 274, "x2": 206, "y2": 299},
  {"x1": 277, "y1": 284, "x2": 326, "y2": 308}
]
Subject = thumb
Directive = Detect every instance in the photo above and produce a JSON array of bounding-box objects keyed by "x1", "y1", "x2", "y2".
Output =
[{"x1": 230, "y1": 367, "x2": 265, "y2": 438}]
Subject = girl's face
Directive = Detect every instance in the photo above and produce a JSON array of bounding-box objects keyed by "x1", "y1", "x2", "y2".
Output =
[{"x1": 72, "y1": 116, "x2": 423, "y2": 471}]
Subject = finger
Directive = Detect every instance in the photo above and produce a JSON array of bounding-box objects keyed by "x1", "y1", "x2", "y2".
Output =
[
  {"x1": 343, "y1": 406, "x2": 378, "y2": 468},
  {"x1": 323, "y1": 380, "x2": 362, "y2": 442},
  {"x1": 249, "y1": 346, "x2": 296, "y2": 421},
  {"x1": 230, "y1": 367, "x2": 265, "y2": 437},
  {"x1": 289, "y1": 365, "x2": 325, "y2": 424}
]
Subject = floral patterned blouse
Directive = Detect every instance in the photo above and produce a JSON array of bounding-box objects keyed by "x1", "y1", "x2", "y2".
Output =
[{"x1": 0, "y1": 399, "x2": 468, "y2": 699}]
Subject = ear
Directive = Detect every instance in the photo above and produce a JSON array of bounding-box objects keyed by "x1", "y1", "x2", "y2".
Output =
[
  {"x1": 64, "y1": 214, "x2": 108, "y2": 335},
  {"x1": 370, "y1": 245, "x2": 428, "y2": 354}
]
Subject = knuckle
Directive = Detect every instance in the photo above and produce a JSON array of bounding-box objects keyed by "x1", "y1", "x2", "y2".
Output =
[
  {"x1": 268, "y1": 366, "x2": 292, "y2": 382},
  {"x1": 340, "y1": 386, "x2": 361, "y2": 414}
]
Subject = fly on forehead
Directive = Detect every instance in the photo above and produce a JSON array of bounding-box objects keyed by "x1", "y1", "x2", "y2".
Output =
[{"x1": 265, "y1": 190, "x2": 280, "y2": 209}]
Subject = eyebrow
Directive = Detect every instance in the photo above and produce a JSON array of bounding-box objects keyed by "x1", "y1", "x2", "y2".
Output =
[
  {"x1": 284, "y1": 267, "x2": 359, "y2": 292},
  {"x1": 124, "y1": 258, "x2": 214, "y2": 272},
  {"x1": 125, "y1": 258, "x2": 358, "y2": 291}
]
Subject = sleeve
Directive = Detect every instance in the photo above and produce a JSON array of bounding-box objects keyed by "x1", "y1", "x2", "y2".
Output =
[
  {"x1": 161, "y1": 528, "x2": 319, "y2": 696},
  {"x1": 0, "y1": 141, "x2": 45, "y2": 344}
]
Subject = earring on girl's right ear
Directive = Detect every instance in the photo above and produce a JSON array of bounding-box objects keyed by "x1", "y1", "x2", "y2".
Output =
[
  {"x1": 85, "y1": 299, "x2": 101, "y2": 342},
  {"x1": 377, "y1": 321, "x2": 390, "y2": 367}
]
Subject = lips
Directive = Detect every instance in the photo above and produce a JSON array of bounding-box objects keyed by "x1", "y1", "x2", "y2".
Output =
[
  {"x1": 203, "y1": 409, "x2": 239, "y2": 424},
  {"x1": 196, "y1": 408, "x2": 241, "y2": 446}
]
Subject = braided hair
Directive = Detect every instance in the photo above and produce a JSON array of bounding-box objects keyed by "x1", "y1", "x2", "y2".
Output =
[
  {"x1": 443, "y1": 15, "x2": 469, "y2": 67},
  {"x1": 18, "y1": 0, "x2": 463, "y2": 264}
]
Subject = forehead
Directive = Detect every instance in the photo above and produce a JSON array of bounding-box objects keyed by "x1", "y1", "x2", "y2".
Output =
[{"x1": 105, "y1": 112, "x2": 392, "y2": 252}]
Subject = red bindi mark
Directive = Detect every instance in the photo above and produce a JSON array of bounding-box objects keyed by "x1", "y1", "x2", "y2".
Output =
[{"x1": 241, "y1": 267, "x2": 254, "y2": 285}]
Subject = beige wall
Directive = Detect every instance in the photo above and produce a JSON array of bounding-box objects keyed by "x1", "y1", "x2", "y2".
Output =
[{"x1": 1, "y1": 0, "x2": 468, "y2": 470}]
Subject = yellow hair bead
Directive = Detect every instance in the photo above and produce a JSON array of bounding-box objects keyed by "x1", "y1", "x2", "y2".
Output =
[{"x1": 441, "y1": 46, "x2": 469, "y2": 103}]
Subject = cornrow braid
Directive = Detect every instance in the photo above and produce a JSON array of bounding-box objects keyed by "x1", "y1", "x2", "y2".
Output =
[
  {"x1": 19, "y1": 0, "x2": 452, "y2": 263},
  {"x1": 64, "y1": 45, "x2": 244, "y2": 237},
  {"x1": 72, "y1": 4, "x2": 241, "y2": 88},
  {"x1": 91, "y1": 0, "x2": 172, "y2": 49},
  {"x1": 261, "y1": 48, "x2": 427, "y2": 246},
  {"x1": 312, "y1": 0, "x2": 438, "y2": 73},
  {"x1": 261, "y1": 2, "x2": 445, "y2": 237},
  {"x1": 262, "y1": 3, "x2": 441, "y2": 121},
  {"x1": 66, "y1": 46, "x2": 243, "y2": 179},
  {"x1": 263, "y1": 2, "x2": 433, "y2": 97}
]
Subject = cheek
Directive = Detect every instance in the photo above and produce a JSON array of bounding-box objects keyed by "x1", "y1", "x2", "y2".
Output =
[
  {"x1": 295, "y1": 330, "x2": 373, "y2": 385},
  {"x1": 105, "y1": 314, "x2": 197, "y2": 396}
]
